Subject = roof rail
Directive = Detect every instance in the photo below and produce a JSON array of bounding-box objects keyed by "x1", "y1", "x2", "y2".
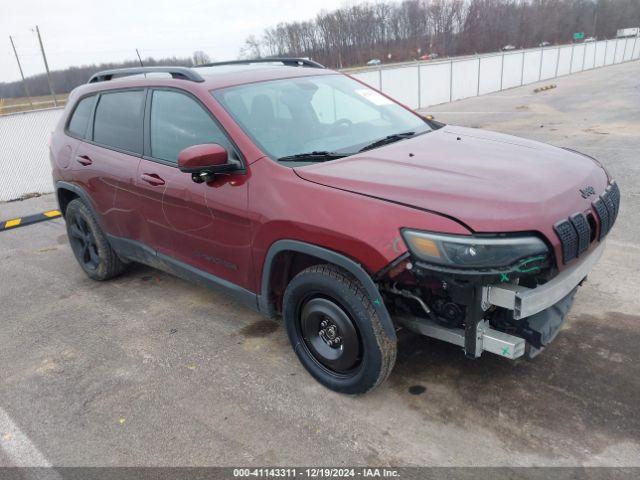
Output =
[
  {"x1": 197, "y1": 58, "x2": 326, "y2": 69},
  {"x1": 88, "y1": 66, "x2": 204, "y2": 84}
]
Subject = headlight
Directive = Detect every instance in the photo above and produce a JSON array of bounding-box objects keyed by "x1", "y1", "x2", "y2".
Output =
[{"x1": 401, "y1": 230, "x2": 548, "y2": 269}]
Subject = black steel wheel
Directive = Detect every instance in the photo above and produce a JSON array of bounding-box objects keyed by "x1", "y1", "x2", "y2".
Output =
[
  {"x1": 64, "y1": 199, "x2": 126, "y2": 281},
  {"x1": 283, "y1": 264, "x2": 397, "y2": 394},
  {"x1": 299, "y1": 296, "x2": 362, "y2": 375}
]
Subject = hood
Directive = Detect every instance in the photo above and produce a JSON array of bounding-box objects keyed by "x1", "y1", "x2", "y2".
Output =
[{"x1": 294, "y1": 126, "x2": 609, "y2": 234}]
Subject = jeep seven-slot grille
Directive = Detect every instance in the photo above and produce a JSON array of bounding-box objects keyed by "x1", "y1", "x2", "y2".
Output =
[{"x1": 554, "y1": 182, "x2": 620, "y2": 264}]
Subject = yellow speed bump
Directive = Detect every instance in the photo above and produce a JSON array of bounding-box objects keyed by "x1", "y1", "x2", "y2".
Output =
[{"x1": 1, "y1": 210, "x2": 62, "y2": 232}]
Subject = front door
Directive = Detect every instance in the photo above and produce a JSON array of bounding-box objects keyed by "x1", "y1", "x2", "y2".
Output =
[{"x1": 135, "y1": 88, "x2": 253, "y2": 291}]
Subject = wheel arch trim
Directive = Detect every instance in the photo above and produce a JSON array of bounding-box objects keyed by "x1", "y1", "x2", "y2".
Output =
[
  {"x1": 55, "y1": 181, "x2": 107, "y2": 230},
  {"x1": 259, "y1": 239, "x2": 397, "y2": 340}
]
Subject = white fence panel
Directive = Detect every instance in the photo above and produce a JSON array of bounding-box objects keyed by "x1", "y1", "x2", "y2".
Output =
[
  {"x1": 381, "y1": 65, "x2": 419, "y2": 108},
  {"x1": 570, "y1": 44, "x2": 585, "y2": 72},
  {"x1": 478, "y1": 55, "x2": 502, "y2": 94},
  {"x1": 502, "y1": 52, "x2": 524, "y2": 88},
  {"x1": 350, "y1": 70, "x2": 380, "y2": 90},
  {"x1": 0, "y1": 108, "x2": 63, "y2": 201},
  {"x1": 540, "y1": 47, "x2": 559, "y2": 80},
  {"x1": 614, "y1": 39, "x2": 626, "y2": 63},
  {"x1": 594, "y1": 41, "x2": 607, "y2": 67},
  {"x1": 419, "y1": 62, "x2": 451, "y2": 107},
  {"x1": 622, "y1": 38, "x2": 633, "y2": 61},
  {"x1": 522, "y1": 50, "x2": 542, "y2": 84},
  {"x1": 604, "y1": 40, "x2": 615, "y2": 64},
  {"x1": 557, "y1": 46, "x2": 573, "y2": 75},
  {"x1": 583, "y1": 43, "x2": 596, "y2": 69},
  {"x1": 451, "y1": 59, "x2": 479, "y2": 101},
  {"x1": 633, "y1": 37, "x2": 640, "y2": 59}
]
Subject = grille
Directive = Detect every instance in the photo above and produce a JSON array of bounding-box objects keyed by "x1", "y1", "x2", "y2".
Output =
[
  {"x1": 569, "y1": 213, "x2": 590, "y2": 256},
  {"x1": 593, "y1": 181, "x2": 620, "y2": 240},
  {"x1": 554, "y1": 220, "x2": 579, "y2": 263},
  {"x1": 592, "y1": 198, "x2": 609, "y2": 240},
  {"x1": 553, "y1": 182, "x2": 620, "y2": 264}
]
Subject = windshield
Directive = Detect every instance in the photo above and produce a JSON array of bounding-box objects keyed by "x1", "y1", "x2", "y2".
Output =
[{"x1": 213, "y1": 74, "x2": 430, "y2": 162}]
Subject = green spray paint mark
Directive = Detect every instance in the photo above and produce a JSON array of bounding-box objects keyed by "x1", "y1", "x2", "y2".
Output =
[
  {"x1": 518, "y1": 265, "x2": 541, "y2": 273},
  {"x1": 502, "y1": 347, "x2": 510, "y2": 356},
  {"x1": 519, "y1": 255, "x2": 546, "y2": 266},
  {"x1": 500, "y1": 273, "x2": 509, "y2": 282},
  {"x1": 373, "y1": 298, "x2": 381, "y2": 306}
]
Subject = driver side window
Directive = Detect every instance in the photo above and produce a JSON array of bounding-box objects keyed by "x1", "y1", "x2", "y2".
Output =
[{"x1": 150, "y1": 89, "x2": 229, "y2": 164}]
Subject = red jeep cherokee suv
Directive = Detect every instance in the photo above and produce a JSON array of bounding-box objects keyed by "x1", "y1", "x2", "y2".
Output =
[{"x1": 50, "y1": 59, "x2": 619, "y2": 394}]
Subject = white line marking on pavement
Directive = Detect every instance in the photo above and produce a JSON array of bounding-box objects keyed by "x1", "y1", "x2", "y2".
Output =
[{"x1": 0, "y1": 407, "x2": 61, "y2": 478}]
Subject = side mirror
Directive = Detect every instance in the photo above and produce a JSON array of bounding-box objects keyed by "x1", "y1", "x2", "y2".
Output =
[{"x1": 178, "y1": 144, "x2": 238, "y2": 182}]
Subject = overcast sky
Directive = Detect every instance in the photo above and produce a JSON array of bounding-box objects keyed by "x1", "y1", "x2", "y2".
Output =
[{"x1": 1, "y1": 0, "x2": 347, "y2": 83}]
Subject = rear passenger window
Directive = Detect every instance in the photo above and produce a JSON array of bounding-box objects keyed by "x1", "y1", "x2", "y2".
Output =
[
  {"x1": 93, "y1": 90, "x2": 145, "y2": 154},
  {"x1": 67, "y1": 96, "x2": 96, "y2": 138},
  {"x1": 150, "y1": 90, "x2": 229, "y2": 163}
]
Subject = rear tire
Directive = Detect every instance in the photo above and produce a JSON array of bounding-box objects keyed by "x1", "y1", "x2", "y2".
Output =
[
  {"x1": 65, "y1": 199, "x2": 126, "y2": 281},
  {"x1": 283, "y1": 264, "x2": 396, "y2": 394}
]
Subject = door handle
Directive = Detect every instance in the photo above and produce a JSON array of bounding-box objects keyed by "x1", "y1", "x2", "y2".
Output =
[
  {"x1": 75, "y1": 155, "x2": 92, "y2": 166},
  {"x1": 140, "y1": 173, "x2": 166, "y2": 186}
]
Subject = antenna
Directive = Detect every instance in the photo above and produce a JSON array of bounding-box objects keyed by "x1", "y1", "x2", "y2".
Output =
[{"x1": 136, "y1": 49, "x2": 144, "y2": 67}]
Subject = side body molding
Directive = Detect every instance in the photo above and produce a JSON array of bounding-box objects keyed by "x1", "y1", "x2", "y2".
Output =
[{"x1": 259, "y1": 240, "x2": 397, "y2": 340}]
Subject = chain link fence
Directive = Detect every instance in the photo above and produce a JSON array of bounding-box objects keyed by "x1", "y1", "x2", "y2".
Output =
[
  {"x1": 0, "y1": 107, "x2": 63, "y2": 202},
  {"x1": 0, "y1": 36, "x2": 639, "y2": 203}
]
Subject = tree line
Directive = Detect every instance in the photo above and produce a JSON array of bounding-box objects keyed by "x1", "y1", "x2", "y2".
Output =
[
  {"x1": 241, "y1": 0, "x2": 640, "y2": 68},
  {"x1": 0, "y1": 55, "x2": 199, "y2": 100}
]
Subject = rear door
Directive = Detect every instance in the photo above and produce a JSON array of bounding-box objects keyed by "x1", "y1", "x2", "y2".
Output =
[
  {"x1": 73, "y1": 89, "x2": 145, "y2": 238},
  {"x1": 135, "y1": 88, "x2": 253, "y2": 290}
]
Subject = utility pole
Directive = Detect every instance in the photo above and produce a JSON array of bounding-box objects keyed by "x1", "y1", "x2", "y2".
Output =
[
  {"x1": 9, "y1": 35, "x2": 33, "y2": 108},
  {"x1": 34, "y1": 25, "x2": 57, "y2": 106}
]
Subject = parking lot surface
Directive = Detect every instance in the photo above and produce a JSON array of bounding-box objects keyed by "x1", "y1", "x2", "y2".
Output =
[{"x1": 0, "y1": 60, "x2": 639, "y2": 467}]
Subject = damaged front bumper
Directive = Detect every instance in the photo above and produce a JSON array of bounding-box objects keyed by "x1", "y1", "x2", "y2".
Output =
[
  {"x1": 481, "y1": 241, "x2": 605, "y2": 320},
  {"x1": 390, "y1": 242, "x2": 605, "y2": 361}
]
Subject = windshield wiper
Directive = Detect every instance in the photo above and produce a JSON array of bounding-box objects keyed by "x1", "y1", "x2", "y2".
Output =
[
  {"x1": 277, "y1": 151, "x2": 349, "y2": 162},
  {"x1": 358, "y1": 131, "x2": 416, "y2": 152}
]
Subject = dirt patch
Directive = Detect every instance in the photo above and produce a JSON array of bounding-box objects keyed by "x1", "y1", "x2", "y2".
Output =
[
  {"x1": 391, "y1": 312, "x2": 640, "y2": 458},
  {"x1": 240, "y1": 319, "x2": 280, "y2": 338}
]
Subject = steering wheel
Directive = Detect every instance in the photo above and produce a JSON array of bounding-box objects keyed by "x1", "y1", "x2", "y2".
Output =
[{"x1": 326, "y1": 118, "x2": 353, "y2": 136}]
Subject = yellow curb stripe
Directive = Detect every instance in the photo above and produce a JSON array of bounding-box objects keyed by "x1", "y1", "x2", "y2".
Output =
[
  {"x1": 5, "y1": 218, "x2": 21, "y2": 228},
  {"x1": 43, "y1": 210, "x2": 61, "y2": 218}
]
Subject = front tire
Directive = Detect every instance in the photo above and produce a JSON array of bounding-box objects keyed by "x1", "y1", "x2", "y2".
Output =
[
  {"x1": 65, "y1": 198, "x2": 126, "y2": 281},
  {"x1": 283, "y1": 264, "x2": 396, "y2": 394}
]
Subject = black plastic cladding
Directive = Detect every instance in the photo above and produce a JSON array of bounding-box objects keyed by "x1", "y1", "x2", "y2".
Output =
[{"x1": 553, "y1": 182, "x2": 620, "y2": 264}]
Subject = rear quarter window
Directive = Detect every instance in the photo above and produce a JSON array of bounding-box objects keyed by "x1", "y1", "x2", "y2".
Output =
[
  {"x1": 67, "y1": 95, "x2": 96, "y2": 138},
  {"x1": 92, "y1": 90, "x2": 145, "y2": 154}
]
